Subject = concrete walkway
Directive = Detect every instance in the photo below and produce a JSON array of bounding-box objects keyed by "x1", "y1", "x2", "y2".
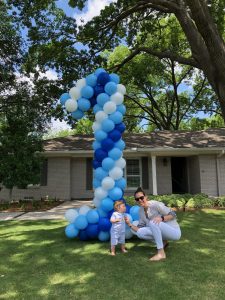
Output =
[{"x1": 0, "y1": 200, "x2": 94, "y2": 221}]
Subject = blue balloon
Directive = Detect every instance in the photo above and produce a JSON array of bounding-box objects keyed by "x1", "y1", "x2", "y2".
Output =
[
  {"x1": 95, "y1": 68, "x2": 106, "y2": 76},
  {"x1": 65, "y1": 224, "x2": 79, "y2": 238},
  {"x1": 93, "y1": 104, "x2": 102, "y2": 114},
  {"x1": 101, "y1": 138, "x2": 114, "y2": 151},
  {"x1": 109, "y1": 73, "x2": 120, "y2": 84},
  {"x1": 97, "y1": 207, "x2": 108, "y2": 218},
  {"x1": 98, "y1": 231, "x2": 110, "y2": 241},
  {"x1": 81, "y1": 85, "x2": 94, "y2": 99},
  {"x1": 79, "y1": 229, "x2": 89, "y2": 241},
  {"x1": 125, "y1": 204, "x2": 131, "y2": 213},
  {"x1": 94, "y1": 130, "x2": 107, "y2": 142},
  {"x1": 94, "y1": 148, "x2": 108, "y2": 162},
  {"x1": 78, "y1": 98, "x2": 91, "y2": 111},
  {"x1": 104, "y1": 82, "x2": 117, "y2": 95},
  {"x1": 108, "y1": 148, "x2": 122, "y2": 160},
  {"x1": 101, "y1": 197, "x2": 114, "y2": 212},
  {"x1": 96, "y1": 93, "x2": 110, "y2": 107},
  {"x1": 115, "y1": 178, "x2": 127, "y2": 189},
  {"x1": 94, "y1": 167, "x2": 108, "y2": 181},
  {"x1": 98, "y1": 217, "x2": 111, "y2": 231},
  {"x1": 92, "y1": 140, "x2": 101, "y2": 150},
  {"x1": 108, "y1": 129, "x2": 122, "y2": 142},
  {"x1": 71, "y1": 109, "x2": 84, "y2": 120},
  {"x1": 117, "y1": 104, "x2": 126, "y2": 115},
  {"x1": 74, "y1": 215, "x2": 88, "y2": 230},
  {"x1": 87, "y1": 209, "x2": 99, "y2": 224},
  {"x1": 109, "y1": 111, "x2": 123, "y2": 124},
  {"x1": 93, "y1": 178, "x2": 101, "y2": 188},
  {"x1": 114, "y1": 139, "x2": 126, "y2": 151},
  {"x1": 115, "y1": 122, "x2": 126, "y2": 133},
  {"x1": 97, "y1": 72, "x2": 110, "y2": 85},
  {"x1": 86, "y1": 224, "x2": 99, "y2": 239},
  {"x1": 130, "y1": 205, "x2": 140, "y2": 221},
  {"x1": 107, "y1": 209, "x2": 114, "y2": 219},
  {"x1": 60, "y1": 93, "x2": 70, "y2": 105},
  {"x1": 86, "y1": 74, "x2": 97, "y2": 87},
  {"x1": 108, "y1": 187, "x2": 123, "y2": 201},
  {"x1": 102, "y1": 157, "x2": 115, "y2": 171},
  {"x1": 92, "y1": 159, "x2": 102, "y2": 169},
  {"x1": 94, "y1": 85, "x2": 105, "y2": 96},
  {"x1": 89, "y1": 96, "x2": 97, "y2": 107},
  {"x1": 101, "y1": 119, "x2": 115, "y2": 132}
]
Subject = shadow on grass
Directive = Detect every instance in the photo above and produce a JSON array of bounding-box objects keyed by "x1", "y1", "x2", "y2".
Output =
[{"x1": 0, "y1": 210, "x2": 225, "y2": 300}]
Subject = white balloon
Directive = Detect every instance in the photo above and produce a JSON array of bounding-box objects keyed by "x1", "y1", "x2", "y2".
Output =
[
  {"x1": 92, "y1": 121, "x2": 101, "y2": 132},
  {"x1": 102, "y1": 176, "x2": 115, "y2": 190},
  {"x1": 103, "y1": 101, "x2": 117, "y2": 114},
  {"x1": 79, "y1": 205, "x2": 91, "y2": 215},
  {"x1": 109, "y1": 167, "x2": 123, "y2": 180},
  {"x1": 76, "y1": 78, "x2": 86, "y2": 89},
  {"x1": 69, "y1": 86, "x2": 81, "y2": 100},
  {"x1": 64, "y1": 208, "x2": 79, "y2": 223},
  {"x1": 95, "y1": 111, "x2": 108, "y2": 123},
  {"x1": 125, "y1": 228, "x2": 134, "y2": 239},
  {"x1": 94, "y1": 187, "x2": 108, "y2": 200},
  {"x1": 115, "y1": 157, "x2": 126, "y2": 169},
  {"x1": 117, "y1": 84, "x2": 126, "y2": 95},
  {"x1": 65, "y1": 99, "x2": 78, "y2": 112},
  {"x1": 110, "y1": 92, "x2": 124, "y2": 105},
  {"x1": 93, "y1": 197, "x2": 101, "y2": 208}
]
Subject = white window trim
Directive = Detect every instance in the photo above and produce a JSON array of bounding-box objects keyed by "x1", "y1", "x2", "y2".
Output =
[{"x1": 125, "y1": 158, "x2": 142, "y2": 190}]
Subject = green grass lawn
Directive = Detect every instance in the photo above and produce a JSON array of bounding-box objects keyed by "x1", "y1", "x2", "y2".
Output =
[{"x1": 0, "y1": 210, "x2": 225, "y2": 300}]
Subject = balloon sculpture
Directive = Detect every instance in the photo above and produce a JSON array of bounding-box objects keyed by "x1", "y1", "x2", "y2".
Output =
[{"x1": 60, "y1": 68, "x2": 140, "y2": 241}]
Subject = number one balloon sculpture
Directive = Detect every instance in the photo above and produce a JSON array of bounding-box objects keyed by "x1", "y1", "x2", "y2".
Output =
[{"x1": 60, "y1": 68, "x2": 140, "y2": 241}]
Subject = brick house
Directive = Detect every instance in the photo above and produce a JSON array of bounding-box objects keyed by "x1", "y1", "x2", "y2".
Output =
[{"x1": 1, "y1": 128, "x2": 225, "y2": 201}]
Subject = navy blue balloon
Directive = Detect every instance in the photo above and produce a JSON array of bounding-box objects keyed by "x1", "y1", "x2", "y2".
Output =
[
  {"x1": 89, "y1": 96, "x2": 97, "y2": 107},
  {"x1": 94, "y1": 148, "x2": 108, "y2": 162},
  {"x1": 79, "y1": 230, "x2": 89, "y2": 241},
  {"x1": 98, "y1": 217, "x2": 111, "y2": 231},
  {"x1": 86, "y1": 224, "x2": 99, "y2": 239},
  {"x1": 107, "y1": 210, "x2": 114, "y2": 219},
  {"x1": 115, "y1": 122, "x2": 126, "y2": 133},
  {"x1": 97, "y1": 72, "x2": 110, "y2": 85},
  {"x1": 126, "y1": 204, "x2": 131, "y2": 213},
  {"x1": 94, "y1": 85, "x2": 105, "y2": 96},
  {"x1": 101, "y1": 138, "x2": 114, "y2": 151},
  {"x1": 108, "y1": 129, "x2": 122, "y2": 142},
  {"x1": 93, "y1": 159, "x2": 102, "y2": 169}
]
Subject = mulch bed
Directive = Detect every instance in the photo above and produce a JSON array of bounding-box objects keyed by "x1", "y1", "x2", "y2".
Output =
[{"x1": 0, "y1": 200, "x2": 64, "y2": 212}]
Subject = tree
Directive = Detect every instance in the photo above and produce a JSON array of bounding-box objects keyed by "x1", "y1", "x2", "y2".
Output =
[{"x1": 70, "y1": 0, "x2": 225, "y2": 122}]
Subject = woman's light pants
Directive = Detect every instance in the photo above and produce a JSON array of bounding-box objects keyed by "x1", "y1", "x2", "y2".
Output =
[{"x1": 136, "y1": 221, "x2": 181, "y2": 250}]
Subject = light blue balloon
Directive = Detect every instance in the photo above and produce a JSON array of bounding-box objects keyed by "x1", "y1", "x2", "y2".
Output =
[
  {"x1": 93, "y1": 104, "x2": 102, "y2": 114},
  {"x1": 101, "y1": 197, "x2": 114, "y2": 212},
  {"x1": 102, "y1": 157, "x2": 115, "y2": 171},
  {"x1": 108, "y1": 148, "x2": 122, "y2": 160},
  {"x1": 74, "y1": 215, "x2": 88, "y2": 230},
  {"x1": 115, "y1": 139, "x2": 126, "y2": 151},
  {"x1": 60, "y1": 93, "x2": 70, "y2": 105},
  {"x1": 98, "y1": 231, "x2": 110, "y2": 242},
  {"x1": 125, "y1": 227, "x2": 133, "y2": 239},
  {"x1": 86, "y1": 74, "x2": 97, "y2": 87},
  {"x1": 117, "y1": 104, "x2": 126, "y2": 115},
  {"x1": 81, "y1": 85, "x2": 94, "y2": 99},
  {"x1": 97, "y1": 207, "x2": 108, "y2": 218},
  {"x1": 97, "y1": 93, "x2": 110, "y2": 107},
  {"x1": 78, "y1": 98, "x2": 91, "y2": 111},
  {"x1": 109, "y1": 111, "x2": 123, "y2": 124},
  {"x1": 95, "y1": 68, "x2": 106, "y2": 76},
  {"x1": 71, "y1": 109, "x2": 84, "y2": 120},
  {"x1": 108, "y1": 187, "x2": 123, "y2": 200},
  {"x1": 101, "y1": 119, "x2": 115, "y2": 133},
  {"x1": 65, "y1": 224, "x2": 79, "y2": 238},
  {"x1": 87, "y1": 209, "x2": 99, "y2": 224},
  {"x1": 115, "y1": 178, "x2": 126, "y2": 189},
  {"x1": 94, "y1": 167, "x2": 108, "y2": 181},
  {"x1": 94, "y1": 130, "x2": 107, "y2": 142},
  {"x1": 104, "y1": 82, "x2": 117, "y2": 95},
  {"x1": 109, "y1": 73, "x2": 120, "y2": 84},
  {"x1": 93, "y1": 178, "x2": 101, "y2": 188},
  {"x1": 92, "y1": 141, "x2": 101, "y2": 150}
]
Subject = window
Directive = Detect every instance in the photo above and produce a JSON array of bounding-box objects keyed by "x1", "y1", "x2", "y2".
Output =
[{"x1": 125, "y1": 159, "x2": 141, "y2": 189}]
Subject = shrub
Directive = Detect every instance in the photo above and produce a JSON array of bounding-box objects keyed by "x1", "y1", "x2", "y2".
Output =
[{"x1": 186, "y1": 194, "x2": 215, "y2": 208}]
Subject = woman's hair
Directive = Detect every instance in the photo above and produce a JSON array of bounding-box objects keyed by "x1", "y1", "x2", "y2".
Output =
[
  {"x1": 134, "y1": 187, "x2": 145, "y2": 197},
  {"x1": 114, "y1": 200, "x2": 125, "y2": 211}
]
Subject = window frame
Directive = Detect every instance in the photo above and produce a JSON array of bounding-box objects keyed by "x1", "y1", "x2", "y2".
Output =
[{"x1": 125, "y1": 158, "x2": 142, "y2": 190}]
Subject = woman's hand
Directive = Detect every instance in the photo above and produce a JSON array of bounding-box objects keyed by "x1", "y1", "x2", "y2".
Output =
[
  {"x1": 152, "y1": 216, "x2": 163, "y2": 224},
  {"x1": 124, "y1": 216, "x2": 131, "y2": 226}
]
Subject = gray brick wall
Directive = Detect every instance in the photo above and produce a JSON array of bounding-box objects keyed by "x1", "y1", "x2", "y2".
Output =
[
  {"x1": 199, "y1": 155, "x2": 218, "y2": 196},
  {"x1": 156, "y1": 157, "x2": 172, "y2": 195},
  {"x1": 187, "y1": 156, "x2": 201, "y2": 194}
]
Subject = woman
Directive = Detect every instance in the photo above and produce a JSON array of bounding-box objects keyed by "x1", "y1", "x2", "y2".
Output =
[{"x1": 125, "y1": 187, "x2": 181, "y2": 261}]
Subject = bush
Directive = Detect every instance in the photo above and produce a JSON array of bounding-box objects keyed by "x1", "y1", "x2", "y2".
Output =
[
  {"x1": 215, "y1": 196, "x2": 225, "y2": 208},
  {"x1": 186, "y1": 194, "x2": 215, "y2": 208}
]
